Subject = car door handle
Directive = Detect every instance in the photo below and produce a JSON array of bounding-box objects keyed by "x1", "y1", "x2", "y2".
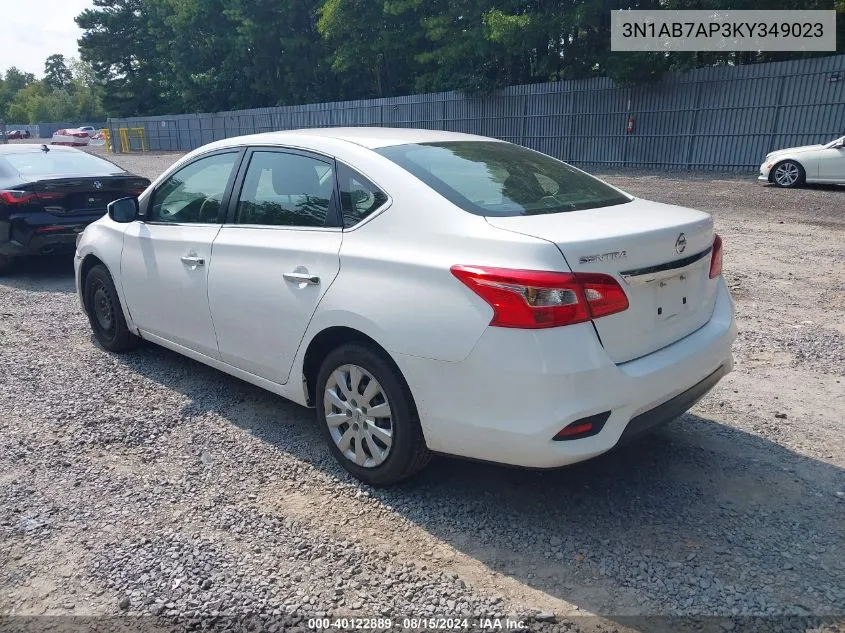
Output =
[
  {"x1": 180, "y1": 254, "x2": 205, "y2": 267},
  {"x1": 283, "y1": 272, "x2": 320, "y2": 285}
]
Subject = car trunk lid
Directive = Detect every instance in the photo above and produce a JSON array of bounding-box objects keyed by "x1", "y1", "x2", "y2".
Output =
[
  {"x1": 486, "y1": 198, "x2": 719, "y2": 363},
  {"x1": 33, "y1": 176, "x2": 150, "y2": 216}
]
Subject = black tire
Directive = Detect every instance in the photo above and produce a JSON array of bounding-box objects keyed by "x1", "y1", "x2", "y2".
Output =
[
  {"x1": 315, "y1": 343, "x2": 431, "y2": 486},
  {"x1": 771, "y1": 160, "x2": 805, "y2": 188},
  {"x1": 83, "y1": 264, "x2": 139, "y2": 353},
  {"x1": 0, "y1": 254, "x2": 13, "y2": 275}
]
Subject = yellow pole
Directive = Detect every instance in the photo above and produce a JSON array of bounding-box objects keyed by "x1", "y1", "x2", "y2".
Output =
[{"x1": 119, "y1": 128, "x2": 130, "y2": 153}]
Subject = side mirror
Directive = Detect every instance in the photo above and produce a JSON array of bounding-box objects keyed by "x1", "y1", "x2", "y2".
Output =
[{"x1": 107, "y1": 197, "x2": 139, "y2": 223}]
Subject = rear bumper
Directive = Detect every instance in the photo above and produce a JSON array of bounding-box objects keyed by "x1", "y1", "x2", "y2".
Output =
[
  {"x1": 615, "y1": 363, "x2": 727, "y2": 446},
  {"x1": 395, "y1": 279, "x2": 736, "y2": 468},
  {"x1": 0, "y1": 214, "x2": 101, "y2": 257}
]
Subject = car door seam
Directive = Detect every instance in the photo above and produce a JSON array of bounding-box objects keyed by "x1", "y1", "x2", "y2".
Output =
[
  {"x1": 205, "y1": 224, "x2": 226, "y2": 359},
  {"x1": 282, "y1": 233, "x2": 345, "y2": 386}
]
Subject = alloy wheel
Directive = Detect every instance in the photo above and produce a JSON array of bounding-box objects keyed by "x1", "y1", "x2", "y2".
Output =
[{"x1": 774, "y1": 162, "x2": 800, "y2": 187}]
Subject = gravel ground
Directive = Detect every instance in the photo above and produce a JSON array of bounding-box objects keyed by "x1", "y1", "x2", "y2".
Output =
[{"x1": 1, "y1": 149, "x2": 844, "y2": 633}]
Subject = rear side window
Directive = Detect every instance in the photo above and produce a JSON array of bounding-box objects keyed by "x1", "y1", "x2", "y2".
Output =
[
  {"x1": 375, "y1": 141, "x2": 631, "y2": 217},
  {"x1": 2, "y1": 150, "x2": 125, "y2": 178},
  {"x1": 235, "y1": 151, "x2": 335, "y2": 227},
  {"x1": 337, "y1": 163, "x2": 388, "y2": 228}
]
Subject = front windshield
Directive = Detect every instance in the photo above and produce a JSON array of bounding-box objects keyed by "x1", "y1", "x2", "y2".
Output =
[{"x1": 823, "y1": 136, "x2": 845, "y2": 149}]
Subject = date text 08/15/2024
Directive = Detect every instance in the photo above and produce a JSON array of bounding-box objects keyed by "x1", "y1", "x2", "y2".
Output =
[{"x1": 307, "y1": 617, "x2": 529, "y2": 630}]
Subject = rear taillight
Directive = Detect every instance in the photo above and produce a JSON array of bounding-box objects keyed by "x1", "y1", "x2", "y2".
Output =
[
  {"x1": 0, "y1": 190, "x2": 37, "y2": 205},
  {"x1": 0, "y1": 190, "x2": 63, "y2": 205},
  {"x1": 576, "y1": 273, "x2": 630, "y2": 319},
  {"x1": 450, "y1": 265, "x2": 629, "y2": 329},
  {"x1": 709, "y1": 234, "x2": 723, "y2": 279}
]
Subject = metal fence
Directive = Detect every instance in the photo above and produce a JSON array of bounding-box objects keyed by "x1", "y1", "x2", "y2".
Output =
[
  {"x1": 36, "y1": 121, "x2": 106, "y2": 139},
  {"x1": 1, "y1": 123, "x2": 38, "y2": 137},
  {"x1": 108, "y1": 55, "x2": 845, "y2": 171},
  {"x1": 2, "y1": 122, "x2": 107, "y2": 139}
]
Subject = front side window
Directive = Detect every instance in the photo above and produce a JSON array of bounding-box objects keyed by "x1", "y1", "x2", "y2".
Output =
[
  {"x1": 337, "y1": 163, "x2": 388, "y2": 228},
  {"x1": 150, "y1": 152, "x2": 238, "y2": 223},
  {"x1": 235, "y1": 151, "x2": 335, "y2": 227},
  {"x1": 376, "y1": 141, "x2": 631, "y2": 217}
]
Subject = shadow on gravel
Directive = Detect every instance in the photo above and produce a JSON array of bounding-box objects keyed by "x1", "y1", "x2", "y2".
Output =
[
  {"x1": 800, "y1": 183, "x2": 845, "y2": 192},
  {"x1": 119, "y1": 342, "x2": 845, "y2": 619},
  {"x1": 0, "y1": 254, "x2": 76, "y2": 293}
]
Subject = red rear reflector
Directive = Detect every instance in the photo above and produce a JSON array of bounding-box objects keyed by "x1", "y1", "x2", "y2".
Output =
[
  {"x1": 554, "y1": 422, "x2": 593, "y2": 439},
  {"x1": 35, "y1": 225, "x2": 68, "y2": 233},
  {"x1": 450, "y1": 265, "x2": 628, "y2": 329},
  {"x1": 709, "y1": 234, "x2": 723, "y2": 279},
  {"x1": 553, "y1": 411, "x2": 611, "y2": 441}
]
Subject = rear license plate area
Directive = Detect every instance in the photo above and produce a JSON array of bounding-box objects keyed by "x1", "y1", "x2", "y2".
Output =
[{"x1": 654, "y1": 274, "x2": 691, "y2": 321}]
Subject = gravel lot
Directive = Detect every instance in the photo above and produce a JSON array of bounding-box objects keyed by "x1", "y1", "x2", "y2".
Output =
[{"x1": 1, "y1": 148, "x2": 844, "y2": 632}]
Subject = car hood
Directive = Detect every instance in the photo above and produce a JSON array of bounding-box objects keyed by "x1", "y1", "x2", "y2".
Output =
[{"x1": 765, "y1": 144, "x2": 822, "y2": 160}]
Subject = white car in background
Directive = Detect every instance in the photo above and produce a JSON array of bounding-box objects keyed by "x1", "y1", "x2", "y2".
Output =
[
  {"x1": 759, "y1": 135, "x2": 845, "y2": 187},
  {"x1": 74, "y1": 128, "x2": 736, "y2": 485},
  {"x1": 51, "y1": 128, "x2": 91, "y2": 146}
]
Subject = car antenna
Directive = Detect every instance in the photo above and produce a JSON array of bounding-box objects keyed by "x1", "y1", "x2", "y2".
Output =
[{"x1": 41, "y1": 144, "x2": 50, "y2": 152}]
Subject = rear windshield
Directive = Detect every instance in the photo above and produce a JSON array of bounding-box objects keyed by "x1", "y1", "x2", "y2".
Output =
[
  {"x1": 2, "y1": 150, "x2": 124, "y2": 178},
  {"x1": 375, "y1": 141, "x2": 631, "y2": 216}
]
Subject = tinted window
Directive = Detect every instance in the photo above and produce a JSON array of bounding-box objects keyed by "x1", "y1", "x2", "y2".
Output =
[
  {"x1": 235, "y1": 151, "x2": 334, "y2": 227},
  {"x1": 376, "y1": 141, "x2": 631, "y2": 216},
  {"x1": 150, "y1": 152, "x2": 238, "y2": 223},
  {"x1": 337, "y1": 163, "x2": 388, "y2": 228},
  {"x1": 2, "y1": 150, "x2": 125, "y2": 178}
]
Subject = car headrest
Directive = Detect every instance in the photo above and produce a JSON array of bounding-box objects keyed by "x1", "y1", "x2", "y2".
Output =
[{"x1": 271, "y1": 161, "x2": 320, "y2": 196}]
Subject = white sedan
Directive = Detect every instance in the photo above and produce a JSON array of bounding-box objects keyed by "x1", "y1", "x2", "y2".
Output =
[
  {"x1": 75, "y1": 128, "x2": 736, "y2": 485},
  {"x1": 51, "y1": 128, "x2": 91, "y2": 146},
  {"x1": 759, "y1": 135, "x2": 845, "y2": 187}
]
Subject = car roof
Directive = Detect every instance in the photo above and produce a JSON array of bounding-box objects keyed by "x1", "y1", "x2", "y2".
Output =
[
  {"x1": 0, "y1": 143, "x2": 79, "y2": 155},
  {"x1": 207, "y1": 127, "x2": 502, "y2": 151}
]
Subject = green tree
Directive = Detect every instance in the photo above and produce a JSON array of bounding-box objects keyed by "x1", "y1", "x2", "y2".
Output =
[
  {"x1": 5, "y1": 67, "x2": 36, "y2": 93},
  {"x1": 76, "y1": 0, "x2": 171, "y2": 116},
  {"x1": 44, "y1": 54, "x2": 73, "y2": 89},
  {"x1": 70, "y1": 0, "x2": 845, "y2": 115},
  {"x1": 68, "y1": 57, "x2": 100, "y2": 87},
  {"x1": 318, "y1": 0, "x2": 424, "y2": 98},
  {"x1": 224, "y1": 0, "x2": 336, "y2": 106},
  {"x1": 6, "y1": 103, "x2": 29, "y2": 123},
  {"x1": 144, "y1": 0, "x2": 250, "y2": 111}
]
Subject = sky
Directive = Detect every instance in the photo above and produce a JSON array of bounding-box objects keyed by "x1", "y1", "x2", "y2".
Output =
[{"x1": 1, "y1": 0, "x2": 94, "y2": 77}]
